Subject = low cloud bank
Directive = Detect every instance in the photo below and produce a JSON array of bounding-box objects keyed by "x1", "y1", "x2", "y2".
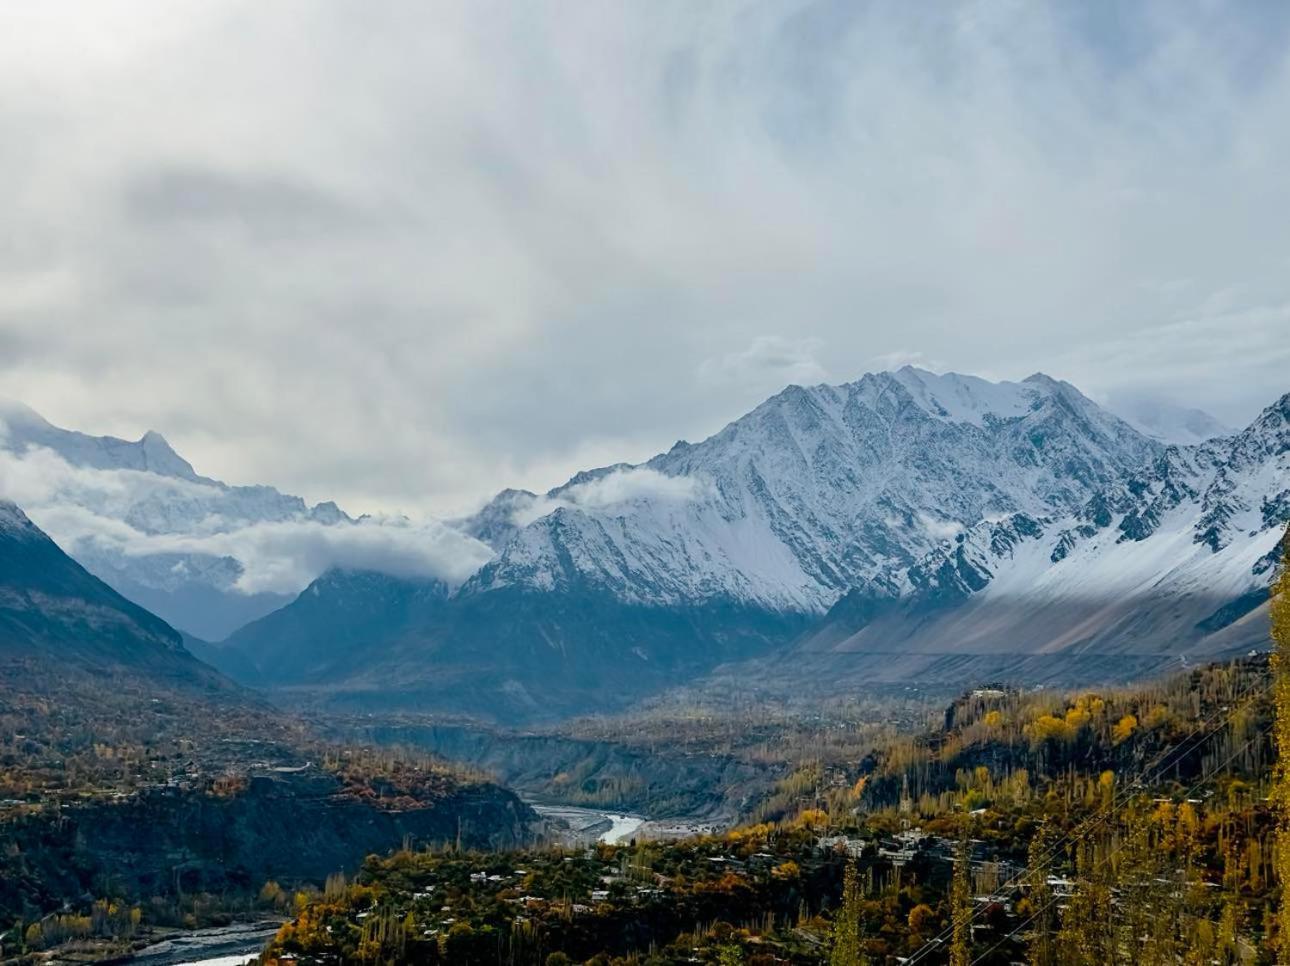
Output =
[
  {"x1": 509, "y1": 466, "x2": 711, "y2": 527},
  {"x1": 0, "y1": 444, "x2": 495, "y2": 595}
]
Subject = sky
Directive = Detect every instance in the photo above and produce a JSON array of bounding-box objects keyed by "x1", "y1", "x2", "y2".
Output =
[{"x1": 1, "y1": 0, "x2": 1288, "y2": 518}]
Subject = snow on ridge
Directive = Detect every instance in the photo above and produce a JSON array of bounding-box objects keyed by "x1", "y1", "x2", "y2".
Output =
[
  {"x1": 0, "y1": 400, "x2": 488, "y2": 638},
  {"x1": 471, "y1": 369, "x2": 1171, "y2": 612},
  {"x1": 1105, "y1": 394, "x2": 1234, "y2": 445},
  {"x1": 887, "y1": 366, "x2": 1039, "y2": 427},
  {"x1": 0, "y1": 498, "x2": 38, "y2": 540}
]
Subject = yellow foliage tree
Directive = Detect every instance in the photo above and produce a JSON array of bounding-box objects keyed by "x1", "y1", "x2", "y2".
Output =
[
  {"x1": 1111, "y1": 714, "x2": 1137, "y2": 745},
  {"x1": 1271, "y1": 528, "x2": 1290, "y2": 961},
  {"x1": 949, "y1": 829, "x2": 972, "y2": 966}
]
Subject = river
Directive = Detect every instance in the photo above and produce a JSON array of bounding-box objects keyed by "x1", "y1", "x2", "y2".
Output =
[
  {"x1": 125, "y1": 921, "x2": 281, "y2": 966},
  {"x1": 529, "y1": 802, "x2": 646, "y2": 844},
  {"x1": 528, "y1": 802, "x2": 723, "y2": 845}
]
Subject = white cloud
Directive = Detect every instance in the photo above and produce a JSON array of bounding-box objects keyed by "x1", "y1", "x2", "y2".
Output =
[
  {"x1": 0, "y1": 444, "x2": 494, "y2": 595},
  {"x1": 509, "y1": 467, "x2": 711, "y2": 526},
  {"x1": 118, "y1": 517, "x2": 495, "y2": 595},
  {"x1": 699, "y1": 336, "x2": 829, "y2": 390},
  {"x1": 917, "y1": 512, "x2": 965, "y2": 542},
  {"x1": 0, "y1": 1, "x2": 1288, "y2": 510}
]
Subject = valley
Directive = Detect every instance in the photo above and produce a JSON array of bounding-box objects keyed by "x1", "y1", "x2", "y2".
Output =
[
  {"x1": 5, "y1": 6, "x2": 1288, "y2": 961},
  {"x1": 0, "y1": 369, "x2": 1285, "y2": 964}
]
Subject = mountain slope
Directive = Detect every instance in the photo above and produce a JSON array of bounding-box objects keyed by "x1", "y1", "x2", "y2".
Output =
[
  {"x1": 219, "y1": 368, "x2": 1234, "y2": 720},
  {"x1": 98, "y1": 372, "x2": 1287, "y2": 720},
  {"x1": 0, "y1": 500, "x2": 229, "y2": 688},
  {"x1": 464, "y1": 369, "x2": 1161, "y2": 613},
  {"x1": 218, "y1": 568, "x2": 452, "y2": 683},
  {"x1": 779, "y1": 392, "x2": 1289, "y2": 692}
]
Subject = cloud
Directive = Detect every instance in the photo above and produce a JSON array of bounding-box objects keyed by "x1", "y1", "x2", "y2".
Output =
[
  {"x1": 509, "y1": 467, "x2": 711, "y2": 527},
  {"x1": 0, "y1": 443, "x2": 494, "y2": 595},
  {"x1": 0, "y1": 1, "x2": 1288, "y2": 512},
  {"x1": 699, "y1": 336, "x2": 829, "y2": 390},
  {"x1": 917, "y1": 512, "x2": 965, "y2": 542},
  {"x1": 867, "y1": 350, "x2": 948, "y2": 374},
  {"x1": 121, "y1": 517, "x2": 495, "y2": 596}
]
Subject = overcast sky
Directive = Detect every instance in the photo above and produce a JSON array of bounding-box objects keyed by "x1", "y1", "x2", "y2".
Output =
[{"x1": 1, "y1": 0, "x2": 1288, "y2": 516}]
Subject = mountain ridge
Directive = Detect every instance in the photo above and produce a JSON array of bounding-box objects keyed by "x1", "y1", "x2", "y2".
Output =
[
  {"x1": 0, "y1": 498, "x2": 232, "y2": 690},
  {"x1": 7, "y1": 372, "x2": 1283, "y2": 721},
  {"x1": 212, "y1": 371, "x2": 1285, "y2": 720}
]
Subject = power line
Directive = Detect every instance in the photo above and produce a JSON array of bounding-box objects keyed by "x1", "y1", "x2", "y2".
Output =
[
  {"x1": 902, "y1": 665, "x2": 1268, "y2": 965},
  {"x1": 968, "y1": 721, "x2": 1270, "y2": 965}
]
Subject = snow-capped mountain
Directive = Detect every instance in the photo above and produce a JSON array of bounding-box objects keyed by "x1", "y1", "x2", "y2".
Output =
[
  {"x1": 461, "y1": 368, "x2": 1162, "y2": 613},
  {"x1": 9, "y1": 371, "x2": 1283, "y2": 721},
  {"x1": 0, "y1": 399, "x2": 349, "y2": 639},
  {"x1": 789, "y1": 390, "x2": 1288, "y2": 690},
  {"x1": 0, "y1": 399, "x2": 490, "y2": 641},
  {"x1": 217, "y1": 367, "x2": 1290, "y2": 721}
]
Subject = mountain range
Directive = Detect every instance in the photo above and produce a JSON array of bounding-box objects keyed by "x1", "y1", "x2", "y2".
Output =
[
  {"x1": 0, "y1": 499, "x2": 228, "y2": 690},
  {"x1": 0, "y1": 398, "x2": 495, "y2": 642},
  {"x1": 223, "y1": 370, "x2": 1286, "y2": 719},
  {"x1": 2, "y1": 370, "x2": 1284, "y2": 721}
]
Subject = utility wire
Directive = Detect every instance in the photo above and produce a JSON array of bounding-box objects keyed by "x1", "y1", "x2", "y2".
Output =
[{"x1": 902, "y1": 666, "x2": 1268, "y2": 964}]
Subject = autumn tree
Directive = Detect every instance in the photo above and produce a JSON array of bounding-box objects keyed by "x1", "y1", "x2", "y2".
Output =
[
  {"x1": 949, "y1": 828, "x2": 973, "y2": 966},
  {"x1": 1272, "y1": 527, "x2": 1290, "y2": 961},
  {"x1": 830, "y1": 859, "x2": 865, "y2": 966},
  {"x1": 1025, "y1": 820, "x2": 1056, "y2": 966},
  {"x1": 1056, "y1": 842, "x2": 1113, "y2": 966}
]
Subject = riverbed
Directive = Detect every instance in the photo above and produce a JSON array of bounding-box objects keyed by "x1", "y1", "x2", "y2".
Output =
[
  {"x1": 124, "y1": 921, "x2": 281, "y2": 965},
  {"x1": 529, "y1": 802, "x2": 723, "y2": 846},
  {"x1": 530, "y1": 802, "x2": 644, "y2": 844}
]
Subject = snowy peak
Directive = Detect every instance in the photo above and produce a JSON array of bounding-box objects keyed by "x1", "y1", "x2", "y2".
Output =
[
  {"x1": 0, "y1": 499, "x2": 39, "y2": 542},
  {"x1": 136, "y1": 429, "x2": 198, "y2": 479},
  {"x1": 848, "y1": 388, "x2": 1287, "y2": 618},
  {"x1": 0, "y1": 400, "x2": 373, "y2": 639},
  {"x1": 0, "y1": 398, "x2": 200, "y2": 481},
  {"x1": 470, "y1": 368, "x2": 1163, "y2": 613},
  {"x1": 454, "y1": 489, "x2": 541, "y2": 551},
  {"x1": 887, "y1": 367, "x2": 1041, "y2": 426}
]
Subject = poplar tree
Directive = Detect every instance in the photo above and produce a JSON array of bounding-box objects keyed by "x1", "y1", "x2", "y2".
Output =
[
  {"x1": 1057, "y1": 842, "x2": 1113, "y2": 966},
  {"x1": 1271, "y1": 528, "x2": 1290, "y2": 961},
  {"x1": 830, "y1": 859, "x2": 865, "y2": 966},
  {"x1": 1025, "y1": 820, "x2": 1056, "y2": 966},
  {"x1": 950, "y1": 829, "x2": 973, "y2": 966}
]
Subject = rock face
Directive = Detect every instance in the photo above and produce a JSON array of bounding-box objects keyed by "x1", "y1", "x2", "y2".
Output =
[
  {"x1": 0, "y1": 768, "x2": 536, "y2": 921},
  {"x1": 784, "y1": 391, "x2": 1289, "y2": 692},
  {"x1": 0, "y1": 499, "x2": 227, "y2": 689}
]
